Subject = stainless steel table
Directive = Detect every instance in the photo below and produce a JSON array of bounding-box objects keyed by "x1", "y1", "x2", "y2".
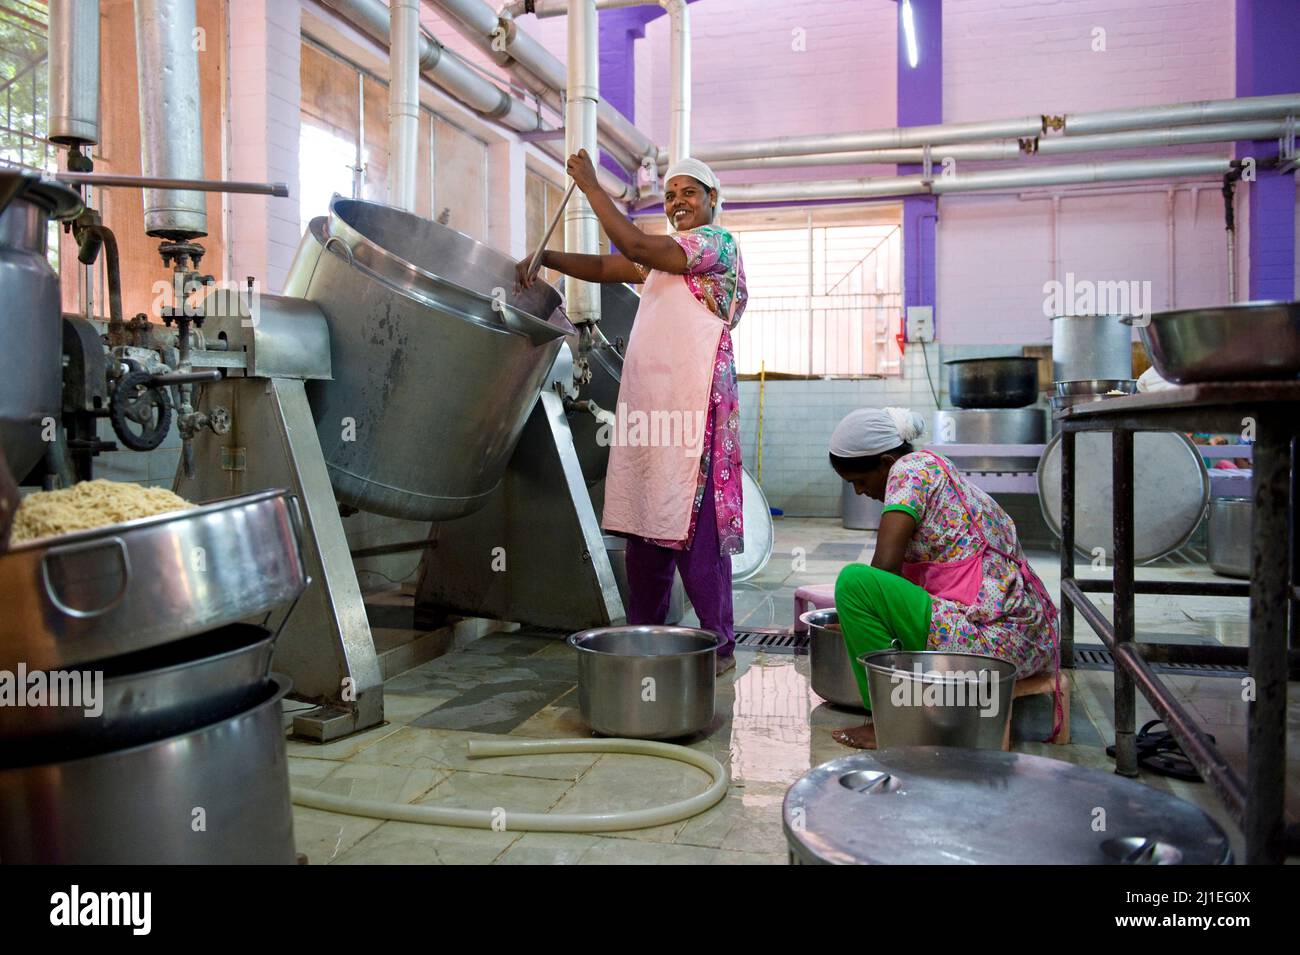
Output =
[{"x1": 1057, "y1": 382, "x2": 1300, "y2": 864}]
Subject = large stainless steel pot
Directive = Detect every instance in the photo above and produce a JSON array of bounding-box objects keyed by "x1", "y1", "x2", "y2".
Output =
[
  {"x1": 800, "y1": 609, "x2": 866, "y2": 711},
  {"x1": 0, "y1": 489, "x2": 307, "y2": 670},
  {"x1": 568, "y1": 626, "x2": 716, "y2": 739},
  {"x1": 783, "y1": 749, "x2": 1233, "y2": 864},
  {"x1": 0, "y1": 623, "x2": 275, "y2": 751},
  {"x1": 1130, "y1": 301, "x2": 1300, "y2": 383},
  {"x1": 931, "y1": 408, "x2": 1046, "y2": 445},
  {"x1": 0, "y1": 172, "x2": 82, "y2": 482},
  {"x1": 841, "y1": 483, "x2": 883, "y2": 530},
  {"x1": 945, "y1": 357, "x2": 1038, "y2": 408},
  {"x1": 1037, "y1": 430, "x2": 1210, "y2": 563},
  {"x1": 1208, "y1": 496, "x2": 1252, "y2": 579},
  {"x1": 1051, "y1": 314, "x2": 1132, "y2": 382},
  {"x1": 0, "y1": 674, "x2": 296, "y2": 864},
  {"x1": 283, "y1": 200, "x2": 574, "y2": 521},
  {"x1": 862, "y1": 650, "x2": 1017, "y2": 749}
]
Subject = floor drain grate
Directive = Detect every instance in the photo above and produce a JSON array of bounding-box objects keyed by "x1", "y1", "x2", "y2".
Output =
[
  {"x1": 735, "y1": 628, "x2": 808, "y2": 655},
  {"x1": 1073, "y1": 646, "x2": 1246, "y2": 678}
]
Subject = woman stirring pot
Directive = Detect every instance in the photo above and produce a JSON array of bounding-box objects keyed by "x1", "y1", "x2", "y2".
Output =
[
  {"x1": 826, "y1": 407, "x2": 1061, "y2": 748},
  {"x1": 517, "y1": 151, "x2": 747, "y2": 675}
]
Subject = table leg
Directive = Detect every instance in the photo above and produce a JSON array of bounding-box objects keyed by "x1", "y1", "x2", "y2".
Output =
[
  {"x1": 1060, "y1": 429, "x2": 1075, "y2": 667},
  {"x1": 1246, "y1": 412, "x2": 1289, "y2": 865},
  {"x1": 1112, "y1": 429, "x2": 1138, "y2": 778}
]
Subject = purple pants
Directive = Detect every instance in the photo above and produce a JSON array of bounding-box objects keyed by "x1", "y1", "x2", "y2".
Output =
[{"x1": 624, "y1": 454, "x2": 735, "y2": 656}]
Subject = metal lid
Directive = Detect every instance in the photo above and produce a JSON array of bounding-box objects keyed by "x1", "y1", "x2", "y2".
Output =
[
  {"x1": 732, "y1": 468, "x2": 773, "y2": 582},
  {"x1": 783, "y1": 748, "x2": 1232, "y2": 865},
  {"x1": 1037, "y1": 430, "x2": 1209, "y2": 563}
]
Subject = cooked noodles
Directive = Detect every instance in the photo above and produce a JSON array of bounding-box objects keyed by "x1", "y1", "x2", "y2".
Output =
[{"x1": 10, "y1": 480, "x2": 192, "y2": 544}]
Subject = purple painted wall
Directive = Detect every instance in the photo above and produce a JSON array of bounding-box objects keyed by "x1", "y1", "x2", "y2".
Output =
[
  {"x1": 897, "y1": 0, "x2": 942, "y2": 320},
  {"x1": 1236, "y1": 0, "x2": 1299, "y2": 301}
]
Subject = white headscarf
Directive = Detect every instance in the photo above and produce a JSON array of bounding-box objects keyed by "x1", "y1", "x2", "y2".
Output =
[
  {"x1": 664, "y1": 157, "x2": 723, "y2": 229},
  {"x1": 829, "y1": 407, "x2": 925, "y2": 459}
]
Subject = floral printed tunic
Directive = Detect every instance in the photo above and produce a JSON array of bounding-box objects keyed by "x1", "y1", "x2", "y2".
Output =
[
  {"x1": 882, "y1": 450, "x2": 1056, "y2": 676},
  {"x1": 634, "y1": 224, "x2": 748, "y2": 556}
]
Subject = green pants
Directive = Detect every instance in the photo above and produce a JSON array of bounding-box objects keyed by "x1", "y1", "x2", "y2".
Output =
[{"x1": 834, "y1": 563, "x2": 933, "y2": 709}]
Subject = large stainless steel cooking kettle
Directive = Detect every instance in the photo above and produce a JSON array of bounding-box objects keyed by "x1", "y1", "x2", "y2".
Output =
[{"x1": 283, "y1": 200, "x2": 575, "y2": 521}]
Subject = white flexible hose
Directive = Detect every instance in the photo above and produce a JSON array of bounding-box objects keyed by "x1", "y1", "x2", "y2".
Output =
[{"x1": 291, "y1": 737, "x2": 729, "y2": 832}]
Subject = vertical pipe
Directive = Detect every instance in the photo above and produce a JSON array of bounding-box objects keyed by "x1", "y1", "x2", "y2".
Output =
[
  {"x1": 1059, "y1": 428, "x2": 1075, "y2": 666},
  {"x1": 564, "y1": 0, "x2": 600, "y2": 326},
  {"x1": 664, "y1": 0, "x2": 690, "y2": 163},
  {"x1": 1112, "y1": 429, "x2": 1138, "y2": 778},
  {"x1": 388, "y1": 0, "x2": 421, "y2": 212},
  {"x1": 1246, "y1": 411, "x2": 1289, "y2": 864},
  {"x1": 47, "y1": 0, "x2": 101, "y2": 147},
  {"x1": 133, "y1": 0, "x2": 208, "y2": 238}
]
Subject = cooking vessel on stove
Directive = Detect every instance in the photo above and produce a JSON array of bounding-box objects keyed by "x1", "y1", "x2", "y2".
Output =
[{"x1": 945, "y1": 357, "x2": 1038, "y2": 408}]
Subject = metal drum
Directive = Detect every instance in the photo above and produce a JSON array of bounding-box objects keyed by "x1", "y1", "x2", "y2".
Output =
[
  {"x1": 283, "y1": 200, "x2": 574, "y2": 521},
  {"x1": 841, "y1": 483, "x2": 882, "y2": 530},
  {"x1": 799, "y1": 609, "x2": 866, "y2": 711},
  {"x1": 0, "y1": 675, "x2": 296, "y2": 864},
  {"x1": 568, "y1": 626, "x2": 716, "y2": 739},
  {"x1": 0, "y1": 172, "x2": 82, "y2": 482},
  {"x1": 1037, "y1": 430, "x2": 1210, "y2": 563},
  {"x1": 1051, "y1": 314, "x2": 1133, "y2": 382},
  {"x1": 0, "y1": 489, "x2": 307, "y2": 670},
  {"x1": 1208, "y1": 497, "x2": 1252, "y2": 579},
  {"x1": 783, "y1": 749, "x2": 1233, "y2": 865},
  {"x1": 930, "y1": 408, "x2": 1046, "y2": 472}
]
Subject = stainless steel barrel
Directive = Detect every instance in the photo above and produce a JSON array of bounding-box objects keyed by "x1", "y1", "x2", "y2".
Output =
[{"x1": 283, "y1": 200, "x2": 574, "y2": 521}]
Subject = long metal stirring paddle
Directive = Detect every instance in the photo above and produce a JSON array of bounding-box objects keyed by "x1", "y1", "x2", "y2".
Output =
[{"x1": 525, "y1": 180, "x2": 577, "y2": 282}]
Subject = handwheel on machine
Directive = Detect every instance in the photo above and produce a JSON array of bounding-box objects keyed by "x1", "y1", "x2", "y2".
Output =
[{"x1": 109, "y1": 369, "x2": 173, "y2": 452}]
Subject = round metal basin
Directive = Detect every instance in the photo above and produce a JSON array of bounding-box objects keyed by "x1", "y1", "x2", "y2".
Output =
[
  {"x1": 284, "y1": 200, "x2": 575, "y2": 521},
  {"x1": 0, "y1": 489, "x2": 307, "y2": 671},
  {"x1": 799, "y1": 608, "x2": 865, "y2": 711},
  {"x1": 0, "y1": 674, "x2": 296, "y2": 864},
  {"x1": 568, "y1": 626, "x2": 717, "y2": 739},
  {"x1": 861, "y1": 650, "x2": 1017, "y2": 750},
  {"x1": 1131, "y1": 301, "x2": 1300, "y2": 383}
]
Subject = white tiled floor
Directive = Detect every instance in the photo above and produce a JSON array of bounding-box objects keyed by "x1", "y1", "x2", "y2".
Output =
[{"x1": 286, "y1": 517, "x2": 1295, "y2": 864}]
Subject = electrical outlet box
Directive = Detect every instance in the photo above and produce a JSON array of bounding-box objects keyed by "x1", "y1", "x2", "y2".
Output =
[{"x1": 905, "y1": 306, "x2": 935, "y2": 343}]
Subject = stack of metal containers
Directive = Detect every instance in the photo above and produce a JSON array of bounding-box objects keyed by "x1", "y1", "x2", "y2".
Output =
[{"x1": 0, "y1": 491, "x2": 308, "y2": 863}]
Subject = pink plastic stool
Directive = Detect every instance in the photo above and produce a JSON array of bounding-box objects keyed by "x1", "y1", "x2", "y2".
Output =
[{"x1": 793, "y1": 583, "x2": 836, "y2": 632}]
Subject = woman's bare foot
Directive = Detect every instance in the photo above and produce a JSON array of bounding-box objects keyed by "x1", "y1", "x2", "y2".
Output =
[{"x1": 832, "y1": 722, "x2": 878, "y2": 749}]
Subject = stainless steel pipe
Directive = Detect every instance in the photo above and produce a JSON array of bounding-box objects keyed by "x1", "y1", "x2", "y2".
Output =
[
  {"x1": 53, "y1": 171, "x2": 288, "y2": 195},
  {"x1": 47, "y1": 0, "x2": 101, "y2": 147}
]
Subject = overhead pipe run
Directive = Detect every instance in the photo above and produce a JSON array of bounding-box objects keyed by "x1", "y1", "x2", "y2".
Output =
[
  {"x1": 717, "y1": 156, "x2": 1233, "y2": 205},
  {"x1": 564, "y1": 0, "x2": 601, "y2": 326},
  {"x1": 133, "y1": 0, "x2": 207, "y2": 238},
  {"x1": 1062, "y1": 93, "x2": 1300, "y2": 137},
  {"x1": 318, "y1": 0, "x2": 637, "y2": 201},
  {"x1": 388, "y1": 0, "x2": 421, "y2": 212},
  {"x1": 664, "y1": 0, "x2": 690, "y2": 164},
  {"x1": 432, "y1": 0, "x2": 659, "y2": 169}
]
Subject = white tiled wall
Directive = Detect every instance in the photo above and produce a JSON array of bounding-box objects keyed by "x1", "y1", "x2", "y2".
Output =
[{"x1": 738, "y1": 343, "x2": 1031, "y2": 518}]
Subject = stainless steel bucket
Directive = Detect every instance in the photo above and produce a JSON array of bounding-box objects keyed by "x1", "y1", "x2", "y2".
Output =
[
  {"x1": 568, "y1": 626, "x2": 716, "y2": 739},
  {"x1": 862, "y1": 650, "x2": 1017, "y2": 749},
  {"x1": 1208, "y1": 496, "x2": 1252, "y2": 579},
  {"x1": 0, "y1": 674, "x2": 296, "y2": 864},
  {"x1": 284, "y1": 201, "x2": 575, "y2": 521},
  {"x1": 0, "y1": 623, "x2": 275, "y2": 750},
  {"x1": 0, "y1": 173, "x2": 81, "y2": 482},
  {"x1": 800, "y1": 609, "x2": 866, "y2": 711},
  {"x1": 841, "y1": 483, "x2": 883, "y2": 530},
  {"x1": 0, "y1": 489, "x2": 307, "y2": 670}
]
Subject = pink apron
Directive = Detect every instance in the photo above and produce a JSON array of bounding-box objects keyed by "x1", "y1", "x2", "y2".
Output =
[
  {"x1": 901, "y1": 450, "x2": 1064, "y2": 739},
  {"x1": 603, "y1": 267, "x2": 738, "y2": 541}
]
